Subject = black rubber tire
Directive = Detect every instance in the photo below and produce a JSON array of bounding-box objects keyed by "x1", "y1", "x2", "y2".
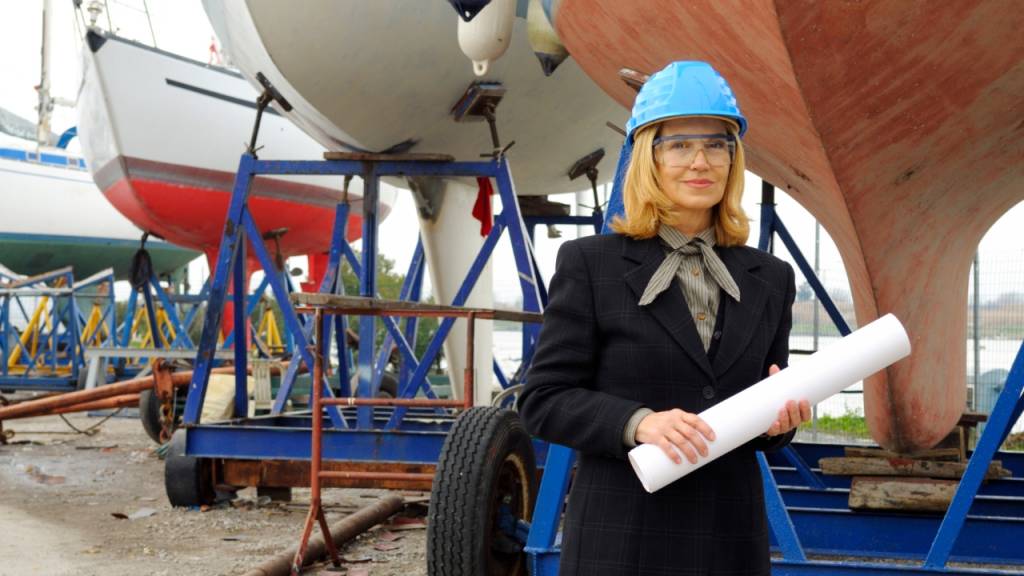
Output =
[
  {"x1": 348, "y1": 370, "x2": 400, "y2": 398},
  {"x1": 378, "y1": 371, "x2": 398, "y2": 398},
  {"x1": 427, "y1": 407, "x2": 537, "y2": 576},
  {"x1": 164, "y1": 430, "x2": 215, "y2": 508},
  {"x1": 138, "y1": 388, "x2": 164, "y2": 444}
]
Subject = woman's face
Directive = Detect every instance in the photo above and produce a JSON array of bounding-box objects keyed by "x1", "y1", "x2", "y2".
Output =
[{"x1": 654, "y1": 117, "x2": 732, "y2": 224}]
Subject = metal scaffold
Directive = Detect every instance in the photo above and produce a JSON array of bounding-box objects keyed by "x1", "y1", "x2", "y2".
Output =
[{"x1": 0, "y1": 264, "x2": 115, "y2": 392}]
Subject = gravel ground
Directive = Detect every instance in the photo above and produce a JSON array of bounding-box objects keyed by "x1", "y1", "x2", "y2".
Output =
[{"x1": 0, "y1": 409, "x2": 428, "y2": 576}]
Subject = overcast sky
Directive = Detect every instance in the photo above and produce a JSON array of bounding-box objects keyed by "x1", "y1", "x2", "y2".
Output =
[{"x1": 4, "y1": 0, "x2": 1023, "y2": 310}]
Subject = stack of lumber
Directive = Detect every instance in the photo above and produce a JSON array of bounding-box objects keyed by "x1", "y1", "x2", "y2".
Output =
[{"x1": 820, "y1": 415, "x2": 1010, "y2": 513}]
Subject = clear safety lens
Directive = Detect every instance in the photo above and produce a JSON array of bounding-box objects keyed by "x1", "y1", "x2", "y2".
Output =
[{"x1": 652, "y1": 134, "x2": 735, "y2": 167}]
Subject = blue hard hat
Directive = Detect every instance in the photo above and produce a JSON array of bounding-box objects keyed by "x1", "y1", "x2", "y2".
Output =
[{"x1": 625, "y1": 61, "x2": 747, "y2": 141}]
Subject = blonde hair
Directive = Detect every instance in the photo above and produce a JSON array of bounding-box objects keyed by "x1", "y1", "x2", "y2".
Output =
[{"x1": 610, "y1": 119, "x2": 750, "y2": 246}]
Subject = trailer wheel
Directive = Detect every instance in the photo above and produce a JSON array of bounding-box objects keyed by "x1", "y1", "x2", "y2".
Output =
[
  {"x1": 164, "y1": 430, "x2": 215, "y2": 507},
  {"x1": 347, "y1": 370, "x2": 399, "y2": 398},
  {"x1": 427, "y1": 407, "x2": 537, "y2": 576},
  {"x1": 138, "y1": 388, "x2": 163, "y2": 444},
  {"x1": 139, "y1": 388, "x2": 182, "y2": 444}
]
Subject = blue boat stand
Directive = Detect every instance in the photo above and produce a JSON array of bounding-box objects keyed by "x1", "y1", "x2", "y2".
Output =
[
  {"x1": 0, "y1": 266, "x2": 115, "y2": 392},
  {"x1": 180, "y1": 150, "x2": 545, "y2": 463}
]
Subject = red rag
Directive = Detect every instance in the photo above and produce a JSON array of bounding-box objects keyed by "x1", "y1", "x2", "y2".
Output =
[{"x1": 472, "y1": 177, "x2": 494, "y2": 237}]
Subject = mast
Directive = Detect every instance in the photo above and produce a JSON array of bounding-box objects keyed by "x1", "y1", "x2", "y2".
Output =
[{"x1": 36, "y1": 0, "x2": 54, "y2": 147}]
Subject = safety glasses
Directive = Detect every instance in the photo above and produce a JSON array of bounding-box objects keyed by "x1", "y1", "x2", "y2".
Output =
[{"x1": 652, "y1": 133, "x2": 735, "y2": 167}]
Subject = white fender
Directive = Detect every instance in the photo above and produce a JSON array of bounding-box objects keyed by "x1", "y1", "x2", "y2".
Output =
[{"x1": 457, "y1": 0, "x2": 516, "y2": 76}]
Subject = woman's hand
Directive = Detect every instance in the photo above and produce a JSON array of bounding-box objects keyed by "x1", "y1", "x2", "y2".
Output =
[
  {"x1": 765, "y1": 364, "x2": 812, "y2": 436},
  {"x1": 636, "y1": 409, "x2": 716, "y2": 465}
]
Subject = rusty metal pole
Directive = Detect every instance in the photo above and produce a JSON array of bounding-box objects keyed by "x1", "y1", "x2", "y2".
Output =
[
  {"x1": 243, "y1": 495, "x2": 404, "y2": 576},
  {"x1": 291, "y1": 309, "x2": 341, "y2": 575},
  {"x1": 0, "y1": 364, "x2": 239, "y2": 421},
  {"x1": 0, "y1": 367, "x2": 178, "y2": 420},
  {"x1": 32, "y1": 394, "x2": 141, "y2": 417},
  {"x1": 464, "y1": 311, "x2": 476, "y2": 408}
]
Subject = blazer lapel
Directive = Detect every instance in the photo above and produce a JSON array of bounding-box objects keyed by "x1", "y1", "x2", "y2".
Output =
[
  {"x1": 712, "y1": 247, "x2": 770, "y2": 377},
  {"x1": 623, "y1": 237, "x2": 715, "y2": 380}
]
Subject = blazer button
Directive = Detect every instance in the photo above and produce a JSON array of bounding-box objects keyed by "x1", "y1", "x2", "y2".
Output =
[
  {"x1": 702, "y1": 385, "x2": 715, "y2": 400},
  {"x1": 713, "y1": 331, "x2": 722, "y2": 341}
]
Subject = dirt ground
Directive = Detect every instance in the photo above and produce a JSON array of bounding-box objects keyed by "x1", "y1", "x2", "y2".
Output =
[{"x1": 0, "y1": 408, "x2": 428, "y2": 576}]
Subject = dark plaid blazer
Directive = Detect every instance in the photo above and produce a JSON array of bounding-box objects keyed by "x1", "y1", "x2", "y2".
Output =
[{"x1": 519, "y1": 232, "x2": 796, "y2": 576}]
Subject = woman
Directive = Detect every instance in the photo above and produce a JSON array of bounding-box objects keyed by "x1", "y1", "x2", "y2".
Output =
[{"x1": 517, "y1": 61, "x2": 812, "y2": 575}]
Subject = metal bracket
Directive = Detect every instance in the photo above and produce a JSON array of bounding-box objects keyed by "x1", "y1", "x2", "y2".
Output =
[
  {"x1": 568, "y1": 148, "x2": 605, "y2": 214},
  {"x1": 247, "y1": 72, "x2": 293, "y2": 157},
  {"x1": 618, "y1": 68, "x2": 650, "y2": 92},
  {"x1": 451, "y1": 82, "x2": 514, "y2": 158}
]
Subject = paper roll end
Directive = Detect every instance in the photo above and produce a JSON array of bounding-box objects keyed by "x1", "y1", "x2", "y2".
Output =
[
  {"x1": 877, "y1": 313, "x2": 912, "y2": 357},
  {"x1": 628, "y1": 447, "x2": 656, "y2": 493}
]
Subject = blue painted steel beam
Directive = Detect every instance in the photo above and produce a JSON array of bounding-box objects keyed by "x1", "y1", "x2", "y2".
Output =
[
  {"x1": 185, "y1": 424, "x2": 447, "y2": 463},
  {"x1": 383, "y1": 219, "x2": 507, "y2": 429},
  {"x1": 241, "y1": 210, "x2": 345, "y2": 429},
  {"x1": 778, "y1": 485, "x2": 1024, "y2": 518},
  {"x1": 0, "y1": 298, "x2": 7, "y2": 378},
  {"x1": 779, "y1": 444, "x2": 826, "y2": 490},
  {"x1": 222, "y1": 275, "x2": 270, "y2": 348},
  {"x1": 184, "y1": 153, "x2": 256, "y2": 424},
  {"x1": 771, "y1": 216, "x2": 851, "y2": 336},
  {"x1": 141, "y1": 283, "x2": 162, "y2": 349},
  {"x1": 495, "y1": 161, "x2": 543, "y2": 318},
  {"x1": 777, "y1": 506, "x2": 1024, "y2": 566},
  {"x1": 369, "y1": 239, "x2": 427, "y2": 403},
  {"x1": 357, "y1": 166, "x2": 380, "y2": 429},
  {"x1": 0, "y1": 377, "x2": 76, "y2": 390},
  {"x1": 272, "y1": 202, "x2": 350, "y2": 413},
  {"x1": 525, "y1": 444, "x2": 575, "y2": 562},
  {"x1": 760, "y1": 452, "x2": 807, "y2": 561},
  {"x1": 523, "y1": 214, "x2": 605, "y2": 227},
  {"x1": 232, "y1": 240, "x2": 248, "y2": 418},
  {"x1": 772, "y1": 560, "x2": 1022, "y2": 575},
  {"x1": 251, "y1": 159, "x2": 503, "y2": 179},
  {"x1": 399, "y1": 241, "x2": 425, "y2": 398},
  {"x1": 148, "y1": 272, "x2": 194, "y2": 348},
  {"x1": 494, "y1": 359, "x2": 510, "y2": 390},
  {"x1": 771, "y1": 467, "x2": 1024, "y2": 498},
  {"x1": 926, "y1": 340, "x2": 1024, "y2": 568}
]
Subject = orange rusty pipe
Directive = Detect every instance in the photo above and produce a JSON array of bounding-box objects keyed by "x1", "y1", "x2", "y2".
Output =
[
  {"x1": 464, "y1": 311, "x2": 475, "y2": 408},
  {"x1": 242, "y1": 495, "x2": 405, "y2": 576},
  {"x1": 32, "y1": 394, "x2": 141, "y2": 418},
  {"x1": 318, "y1": 471, "x2": 435, "y2": 482},
  {"x1": 321, "y1": 398, "x2": 467, "y2": 408},
  {"x1": 0, "y1": 366, "x2": 235, "y2": 421}
]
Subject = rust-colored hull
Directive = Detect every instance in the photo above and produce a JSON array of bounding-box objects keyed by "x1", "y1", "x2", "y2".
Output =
[{"x1": 554, "y1": 0, "x2": 1024, "y2": 451}]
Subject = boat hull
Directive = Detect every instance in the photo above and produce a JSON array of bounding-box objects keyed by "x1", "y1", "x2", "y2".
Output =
[
  {"x1": 551, "y1": 0, "x2": 1024, "y2": 451},
  {"x1": 202, "y1": 0, "x2": 624, "y2": 397},
  {"x1": 77, "y1": 29, "x2": 392, "y2": 262},
  {"x1": 203, "y1": 0, "x2": 627, "y2": 197},
  {"x1": 0, "y1": 145, "x2": 196, "y2": 278}
]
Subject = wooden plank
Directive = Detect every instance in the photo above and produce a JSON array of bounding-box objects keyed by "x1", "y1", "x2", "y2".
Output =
[
  {"x1": 820, "y1": 456, "x2": 1011, "y2": 479},
  {"x1": 843, "y1": 446, "x2": 962, "y2": 462},
  {"x1": 323, "y1": 151, "x2": 454, "y2": 162},
  {"x1": 849, "y1": 476, "x2": 959, "y2": 513},
  {"x1": 959, "y1": 411, "x2": 988, "y2": 426},
  {"x1": 933, "y1": 425, "x2": 967, "y2": 460}
]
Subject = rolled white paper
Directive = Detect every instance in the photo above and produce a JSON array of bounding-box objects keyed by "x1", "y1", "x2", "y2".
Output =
[{"x1": 628, "y1": 313, "x2": 911, "y2": 493}]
